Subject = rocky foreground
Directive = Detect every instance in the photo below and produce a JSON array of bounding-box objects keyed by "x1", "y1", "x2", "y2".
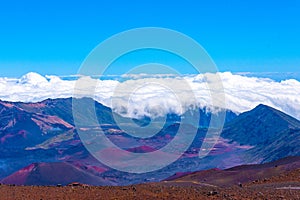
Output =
[{"x1": 1, "y1": 168, "x2": 300, "y2": 200}]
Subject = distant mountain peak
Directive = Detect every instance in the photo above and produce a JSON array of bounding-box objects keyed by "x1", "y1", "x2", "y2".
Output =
[
  {"x1": 250, "y1": 104, "x2": 280, "y2": 114},
  {"x1": 222, "y1": 104, "x2": 300, "y2": 146},
  {"x1": 18, "y1": 72, "x2": 48, "y2": 85},
  {"x1": 254, "y1": 104, "x2": 272, "y2": 109}
]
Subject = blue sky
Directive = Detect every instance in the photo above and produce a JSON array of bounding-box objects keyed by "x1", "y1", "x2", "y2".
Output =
[{"x1": 0, "y1": 0, "x2": 299, "y2": 77}]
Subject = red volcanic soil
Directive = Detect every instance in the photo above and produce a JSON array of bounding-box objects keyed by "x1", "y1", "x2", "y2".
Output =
[
  {"x1": 0, "y1": 170, "x2": 300, "y2": 200},
  {"x1": 33, "y1": 114, "x2": 74, "y2": 129},
  {"x1": 1, "y1": 162, "x2": 111, "y2": 186},
  {"x1": 164, "y1": 156, "x2": 300, "y2": 187},
  {"x1": 127, "y1": 145, "x2": 157, "y2": 153}
]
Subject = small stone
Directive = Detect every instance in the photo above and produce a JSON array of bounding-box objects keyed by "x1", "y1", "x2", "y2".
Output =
[
  {"x1": 131, "y1": 186, "x2": 136, "y2": 192},
  {"x1": 207, "y1": 191, "x2": 218, "y2": 196}
]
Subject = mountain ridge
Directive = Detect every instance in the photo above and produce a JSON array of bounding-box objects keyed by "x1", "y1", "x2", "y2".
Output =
[{"x1": 0, "y1": 98, "x2": 300, "y2": 185}]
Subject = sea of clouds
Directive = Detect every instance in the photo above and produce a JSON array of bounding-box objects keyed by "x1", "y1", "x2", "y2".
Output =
[{"x1": 0, "y1": 72, "x2": 299, "y2": 120}]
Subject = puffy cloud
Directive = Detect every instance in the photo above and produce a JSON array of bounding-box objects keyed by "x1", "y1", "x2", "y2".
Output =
[{"x1": 0, "y1": 72, "x2": 300, "y2": 120}]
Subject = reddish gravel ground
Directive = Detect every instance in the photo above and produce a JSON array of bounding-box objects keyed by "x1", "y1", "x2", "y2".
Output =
[
  {"x1": 1, "y1": 167, "x2": 300, "y2": 200},
  {"x1": 0, "y1": 183, "x2": 300, "y2": 200}
]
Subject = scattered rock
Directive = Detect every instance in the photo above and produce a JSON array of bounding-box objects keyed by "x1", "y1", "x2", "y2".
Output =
[
  {"x1": 263, "y1": 178, "x2": 269, "y2": 182},
  {"x1": 67, "y1": 182, "x2": 89, "y2": 187},
  {"x1": 68, "y1": 182, "x2": 81, "y2": 187},
  {"x1": 223, "y1": 194, "x2": 229, "y2": 197},
  {"x1": 207, "y1": 190, "x2": 218, "y2": 196},
  {"x1": 131, "y1": 186, "x2": 136, "y2": 192}
]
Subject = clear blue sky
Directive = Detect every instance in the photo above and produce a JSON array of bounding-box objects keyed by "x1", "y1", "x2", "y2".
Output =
[{"x1": 0, "y1": 0, "x2": 299, "y2": 77}]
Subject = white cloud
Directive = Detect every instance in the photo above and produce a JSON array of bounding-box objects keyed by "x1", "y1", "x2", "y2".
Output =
[{"x1": 0, "y1": 72, "x2": 300, "y2": 120}]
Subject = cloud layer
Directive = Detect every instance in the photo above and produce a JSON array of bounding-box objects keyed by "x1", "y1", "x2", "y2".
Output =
[{"x1": 0, "y1": 72, "x2": 300, "y2": 120}]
